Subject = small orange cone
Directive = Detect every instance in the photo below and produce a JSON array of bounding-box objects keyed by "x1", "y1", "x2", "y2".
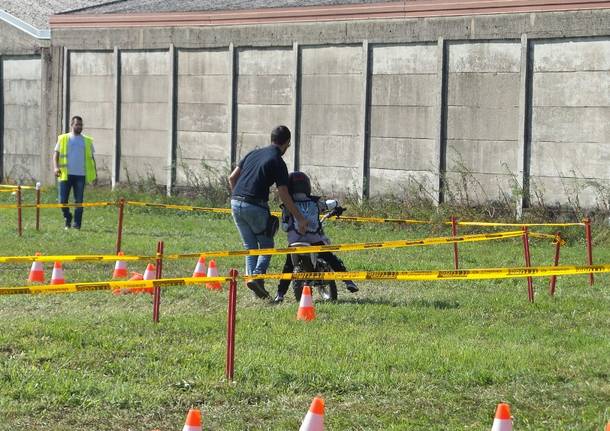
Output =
[
  {"x1": 205, "y1": 259, "x2": 222, "y2": 290},
  {"x1": 143, "y1": 263, "x2": 156, "y2": 280},
  {"x1": 50, "y1": 261, "x2": 65, "y2": 285},
  {"x1": 182, "y1": 408, "x2": 202, "y2": 431},
  {"x1": 112, "y1": 272, "x2": 144, "y2": 295},
  {"x1": 491, "y1": 403, "x2": 512, "y2": 431},
  {"x1": 606, "y1": 422, "x2": 610, "y2": 431},
  {"x1": 112, "y1": 251, "x2": 128, "y2": 278},
  {"x1": 299, "y1": 397, "x2": 324, "y2": 431},
  {"x1": 297, "y1": 285, "x2": 315, "y2": 321},
  {"x1": 192, "y1": 256, "x2": 207, "y2": 278},
  {"x1": 28, "y1": 252, "x2": 44, "y2": 282}
]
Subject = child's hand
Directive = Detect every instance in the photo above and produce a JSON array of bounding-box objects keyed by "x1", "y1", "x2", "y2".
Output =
[{"x1": 297, "y1": 216, "x2": 309, "y2": 234}]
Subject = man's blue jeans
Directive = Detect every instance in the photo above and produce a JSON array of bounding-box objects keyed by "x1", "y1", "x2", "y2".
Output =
[
  {"x1": 231, "y1": 199, "x2": 274, "y2": 275},
  {"x1": 58, "y1": 175, "x2": 86, "y2": 227}
]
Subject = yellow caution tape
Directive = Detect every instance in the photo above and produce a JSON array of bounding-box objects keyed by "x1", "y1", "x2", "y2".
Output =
[
  {"x1": 2, "y1": 264, "x2": 608, "y2": 295},
  {"x1": 249, "y1": 264, "x2": 610, "y2": 282},
  {"x1": 0, "y1": 202, "x2": 116, "y2": 209},
  {"x1": 0, "y1": 276, "x2": 231, "y2": 296},
  {"x1": 0, "y1": 184, "x2": 37, "y2": 190},
  {"x1": 455, "y1": 221, "x2": 583, "y2": 227},
  {"x1": 126, "y1": 201, "x2": 232, "y2": 215},
  {"x1": 0, "y1": 230, "x2": 525, "y2": 264}
]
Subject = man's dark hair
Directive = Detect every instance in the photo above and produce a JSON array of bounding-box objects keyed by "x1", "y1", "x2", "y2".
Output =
[
  {"x1": 271, "y1": 125, "x2": 291, "y2": 146},
  {"x1": 71, "y1": 115, "x2": 83, "y2": 124}
]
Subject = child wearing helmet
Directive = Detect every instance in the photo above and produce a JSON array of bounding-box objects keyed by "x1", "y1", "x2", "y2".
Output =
[{"x1": 274, "y1": 171, "x2": 359, "y2": 303}]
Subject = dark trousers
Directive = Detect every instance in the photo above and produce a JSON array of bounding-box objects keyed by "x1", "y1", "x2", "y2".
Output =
[
  {"x1": 277, "y1": 241, "x2": 348, "y2": 296},
  {"x1": 58, "y1": 175, "x2": 86, "y2": 227}
]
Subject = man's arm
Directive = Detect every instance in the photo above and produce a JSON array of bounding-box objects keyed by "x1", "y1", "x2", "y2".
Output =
[
  {"x1": 228, "y1": 166, "x2": 241, "y2": 191},
  {"x1": 53, "y1": 151, "x2": 61, "y2": 177},
  {"x1": 277, "y1": 185, "x2": 308, "y2": 235}
]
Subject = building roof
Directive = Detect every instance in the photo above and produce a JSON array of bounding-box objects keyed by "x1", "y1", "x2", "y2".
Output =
[
  {"x1": 0, "y1": 0, "x2": 105, "y2": 29},
  {"x1": 59, "y1": 0, "x2": 384, "y2": 15}
]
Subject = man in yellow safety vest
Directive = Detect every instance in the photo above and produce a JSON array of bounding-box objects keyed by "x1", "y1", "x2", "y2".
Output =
[{"x1": 52, "y1": 115, "x2": 97, "y2": 229}]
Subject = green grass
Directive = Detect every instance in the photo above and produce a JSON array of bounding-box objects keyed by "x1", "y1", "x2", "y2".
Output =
[{"x1": 0, "y1": 188, "x2": 608, "y2": 430}]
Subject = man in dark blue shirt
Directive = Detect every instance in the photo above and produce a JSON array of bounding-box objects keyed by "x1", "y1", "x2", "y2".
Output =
[{"x1": 229, "y1": 125, "x2": 308, "y2": 299}]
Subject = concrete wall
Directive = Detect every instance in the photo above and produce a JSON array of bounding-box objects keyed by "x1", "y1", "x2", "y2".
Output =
[
  {"x1": 2, "y1": 57, "x2": 42, "y2": 182},
  {"x1": 119, "y1": 50, "x2": 169, "y2": 183},
  {"x1": 69, "y1": 51, "x2": 114, "y2": 182},
  {"x1": 369, "y1": 43, "x2": 439, "y2": 198},
  {"x1": 445, "y1": 41, "x2": 521, "y2": 203},
  {"x1": 2, "y1": 8, "x2": 609, "y2": 210},
  {"x1": 300, "y1": 45, "x2": 363, "y2": 194},
  {"x1": 176, "y1": 48, "x2": 231, "y2": 185},
  {"x1": 529, "y1": 38, "x2": 610, "y2": 208}
]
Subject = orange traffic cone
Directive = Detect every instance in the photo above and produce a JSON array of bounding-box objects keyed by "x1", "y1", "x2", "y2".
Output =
[
  {"x1": 192, "y1": 256, "x2": 207, "y2": 278},
  {"x1": 182, "y1": 408, "x2": 202, "y2": 431},
  {"x1": 143, "y1": 263, "x2": 156, "y2": 280},
  {"x1": 28, "y1": 252, "x2": 44, "y2": 282},
  {"x1": 299, "y1": 397, "x2": 324, "y2": 431},
  {"x1": 297, "y1": 285, "x2": 315, "y2": 321},
  {"x1": 606, "y1": 422, "x2": 609, "y2": 431},
  {"x1": 50, "y1": 261, "x2": 65, "y2": 285},
  {"x1": 112, "y1": 272, "x2": 144, "y2": 295},
  {"x1": 206, "y1": 259, "x2": 222, "y2": 290},
  {"x1": 112, "y1": 251, "x2": 128, "y2": 278},
  {"x1": 491, "y1": 403, "x2": 512, "y2": 431}
]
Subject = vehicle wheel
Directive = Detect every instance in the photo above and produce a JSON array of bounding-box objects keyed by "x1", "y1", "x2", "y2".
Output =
[{"x1": 316, "y1": 259, "x2": 337, "y2": 301}]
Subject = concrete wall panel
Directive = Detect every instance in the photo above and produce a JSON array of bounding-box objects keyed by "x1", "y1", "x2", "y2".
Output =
[
  {"x1": 532, "y1": 107, "x2": 609, "y2": 144},
  {"x1": 2, "y1": 58, "x2": 42, "y2": 181},
  {"x1": 444, "y1": 171, "x2": 517, "y2": 200},
  {"x1": 300, "y1": 164, "x2": 360, "y2": 195},
  {"x1": 370, "y1": 137, "x2": 437, "y2": 171},
  {"x1": 301, "y1": 74, "x2": 361, "y2": 105},
  {"x1": 238, "y1": 48, "x2": 292, "y2": 75},
  {"x1": 121, "y1": 51, "x2": 168, "y2": 75},
  {"x1": 448, "y1": 42, "x2": 521, "y2": 73},
  {"x1": 447, "y1": 106, "x2": 519, "y2": 141},
  {"x1": 237, "y1": 104, "x2": 292, "y2": 134},
  {"x1": 237, "y1": 75, "x2": 293, "y2": 105},
  {"x1": 370, "y1": 169, "x2": 437, "y2": 197},
  {"x1": 530, "y1": 176, "x2": 609, "y2": 207},
  {"x1": 178, "y1": 103, "x2": 228, "y2": 133},
  {"x1": 531, "y1": 141, "x2": 610, "y2": 178},
  {"x1": 177, "y1": 49, "x2": 230, "y2": 75},
  {"x1": 70, "y1": 51, "x2": 113, "y2": 76},
  {"x1": 447, "y1": 73, "x2": 520, "y2": 107},
  {"x1": 372, "y1": 44, "x2": 437, "y2": 74},
  {"x1": 371, "y1": 74, "x2": 437, "y2": 107},
  {"x1": 177, "y1": 75, "x2": 230, "y2": 104},
  {"x1": 121, "y1": 76, "x2": 168, "y2": 102},
  {"x1": 300, "y1": 134, "x2": 360, "y2": 167},
  {"x1": 70, "y1": 101, "x2": 114, "y2": 130},
  {"x1": 70, "y1": 76, "x2": 114, "y2": 103},
  {"x1": 371, "y1": 106, "x2": 435, "y2": 139},
  {"x1": 120, "y1": 130, "x2": 167, "y2": 158},
  {"x1": 301, "y1": 104, "x2": 361, "y2": 136},
  {"x1": 447, "y1": 140, "x2": 519, "y2": 174},
  {"x1": 121, "y1": 103, "x2": 168, "y2": 130},
  {"x1": 177, "y1": 131, "x2": 228, "y2": 162},
  {"x1": 533, "y1": 71, "x2": 609, "y2": 107},
  {"x1": 301, "y1": 45, "x2": 363, "y2": 75},
  {"x1": 533, "y1": 39, "x2": 610, "y2": 72}
]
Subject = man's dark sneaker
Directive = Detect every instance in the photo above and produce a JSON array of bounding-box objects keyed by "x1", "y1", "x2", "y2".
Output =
[
  {"x1": 246, "y1": 279, "x2": 270, "y2": 299},
  {"x1": 345, "y1": 280, "x2": 359, "y2": 293},
  {"x1": 72, "y1": 224, "x2": 81, "y2": 230},
  {"x1": 273, "y1": 293, "x2": 284, "y2": 304}
]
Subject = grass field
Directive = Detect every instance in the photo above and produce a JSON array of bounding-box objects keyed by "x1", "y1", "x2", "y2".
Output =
[{"x1": 0, "y1": 187, "x2": 608, "y2": 430}]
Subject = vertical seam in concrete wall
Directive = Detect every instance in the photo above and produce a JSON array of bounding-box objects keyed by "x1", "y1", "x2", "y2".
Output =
[
  {"x1": 523, "y1": 37, "x2": 534, "y2": 210},
  {"x1": 360, "y1": 40, "x2": 371, "y2": 200},
  {"x1": 166, "y1": 44, "x2": 177, "y2": 196},
  {"x1": 0, "y1": 55, "x2": 3, "y2": 181},
  {"x1": 40, "y1": 48, "x2": 51, "y2": 185},
  {"x1": 517, "y1": 34, "x2": 530, "y2": 217},
  {"x1": 291, "y1": 41, "x2": 301, "y2": 171},
  {"x1": 62, "y1": 48, "x2": 70, "y2": 133},
  {"x1": 435, "y1": 37, "x2": 448, "y2": 204},
  {"x1": 112, "y1": 47, "x2": 121, "y2": 187},
  {"x1": 228, "y1": 43, "x2": 237, "y2": 167}
]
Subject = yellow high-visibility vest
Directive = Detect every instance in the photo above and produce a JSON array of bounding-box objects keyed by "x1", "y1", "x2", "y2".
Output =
[{"x1": 56, "y1": 133, "x2": 96, "y2": 183}]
